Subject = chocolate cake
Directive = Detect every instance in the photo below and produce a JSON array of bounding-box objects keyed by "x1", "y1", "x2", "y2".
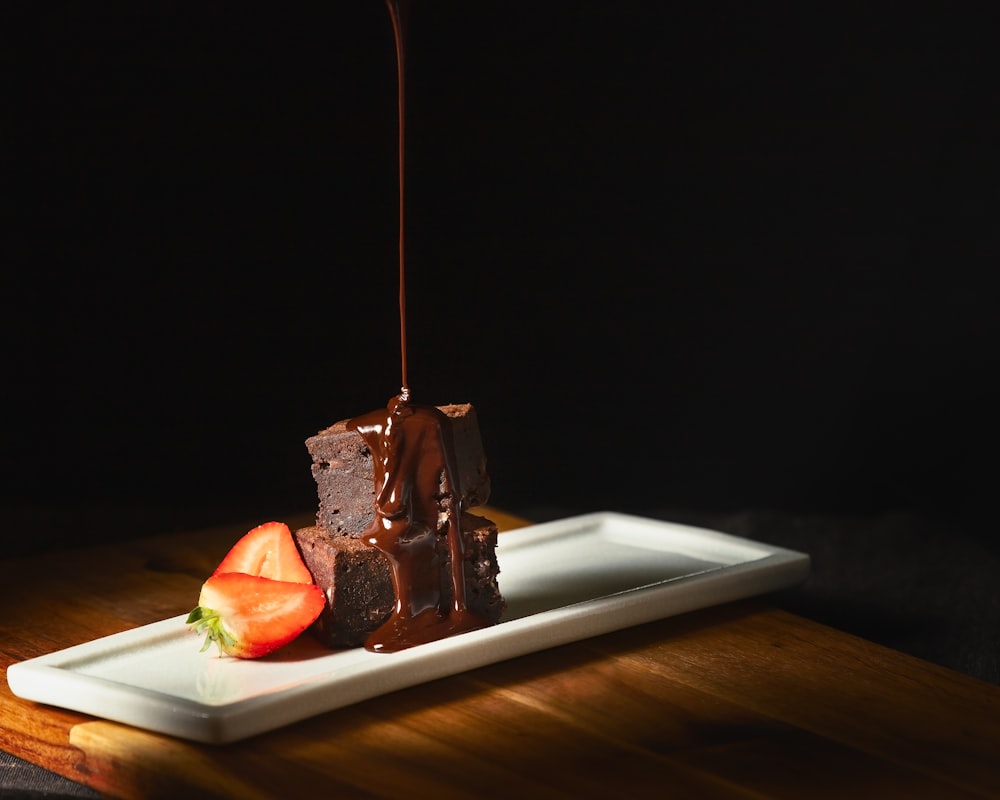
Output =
[
  {"x1": 293, "y1": 526, "x2": 394, "y2": 648},
  {"x1": 295, "y1": 511, "x2": 503, "y2": 648},
  {"x1": 293, "y1": 402, "x2": 505, "y2": 650},
  {"x1": 305, "y1": 402, "x2": 491, "y2": 537}
]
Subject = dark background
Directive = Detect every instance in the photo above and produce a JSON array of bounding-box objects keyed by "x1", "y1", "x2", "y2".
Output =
[{"x1": 4, "y1": 3, "x2": 998, "y2": 544}]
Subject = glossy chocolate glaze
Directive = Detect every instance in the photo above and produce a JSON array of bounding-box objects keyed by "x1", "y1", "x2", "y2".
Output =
[
  {"x1": 349, "y1": 397, "x2": 489, "y2": 652},
  {"x1": 348, "y1": 0, "x2": 489, "y2": 653}
]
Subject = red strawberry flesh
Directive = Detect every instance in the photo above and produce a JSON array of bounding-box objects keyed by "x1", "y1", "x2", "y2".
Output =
[
  {"x1": 188, "y1": 572, "x2": 325, "y2": 659},
  {"x1": 212, "y1": 521, "x2": 314, "y2": 584}
]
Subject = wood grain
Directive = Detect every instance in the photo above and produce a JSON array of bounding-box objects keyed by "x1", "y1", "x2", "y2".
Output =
[{"x1": 3, "y1": 507, "x2": 999, "y2": 798}]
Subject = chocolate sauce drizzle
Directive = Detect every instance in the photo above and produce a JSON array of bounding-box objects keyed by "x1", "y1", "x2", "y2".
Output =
[{"x1": 348, "y1": 0, "x2": 489, "y2": 653}]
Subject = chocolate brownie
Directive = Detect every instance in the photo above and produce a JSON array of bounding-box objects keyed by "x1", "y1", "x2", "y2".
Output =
[
  {"x1": 294, "y1": 512, "x2": 504, "y2": 648},
  {"x1": 305, "y1": 403, "x2": 491, "y2": 537},
  {"x1": 292, "y1": 526, "x2": 394, "y2": 648},
  {"x1": 297, "y1": 402, "x2": 504, "y2": 649}
]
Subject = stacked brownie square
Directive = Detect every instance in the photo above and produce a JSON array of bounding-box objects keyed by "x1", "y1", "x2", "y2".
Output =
[{"x1": 293, "y1": 403, "x2": 505, "y2": 648}]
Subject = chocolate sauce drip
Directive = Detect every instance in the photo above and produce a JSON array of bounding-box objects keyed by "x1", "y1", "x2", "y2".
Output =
[
  {"x1": 350, "y1": 396, "x2": 488, "y2": 652},
  {"x1": 347, "y1": 0, "x2": 488, "y2": 653},
  {"x1": 388, "y1": 0, "x2": 410, "y2": 400}
]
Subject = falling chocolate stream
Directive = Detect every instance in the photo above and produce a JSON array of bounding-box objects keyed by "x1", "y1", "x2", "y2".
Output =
[
  {"x1": 388, "y1": 0, "x2": 410, "y2": 401},
  {"x1": 349, "y1": 0, "x2": 489, "y2": 653}
]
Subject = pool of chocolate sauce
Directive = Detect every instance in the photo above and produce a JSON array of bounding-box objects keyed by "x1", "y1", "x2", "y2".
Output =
[{"x1": 349, "y1": 0, "x2": 489, "y2": 653}]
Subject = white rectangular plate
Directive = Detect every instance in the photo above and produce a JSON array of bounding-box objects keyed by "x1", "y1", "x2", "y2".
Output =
[{"x1": 7, "y1": 512, "x2": 809, "y2": 744}]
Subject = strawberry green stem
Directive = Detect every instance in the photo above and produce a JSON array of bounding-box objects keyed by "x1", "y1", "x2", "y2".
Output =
[{"x1": 187, "y1": 606, "x2": 236, "y2": 655}]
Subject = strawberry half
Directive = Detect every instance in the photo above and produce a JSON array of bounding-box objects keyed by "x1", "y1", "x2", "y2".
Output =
[
  {"x1": 213, "y1": 521, "x2": 313, "y2": 584},
  {"x1": 187, "y1": 572, "x2": 326, "y2": 659}
]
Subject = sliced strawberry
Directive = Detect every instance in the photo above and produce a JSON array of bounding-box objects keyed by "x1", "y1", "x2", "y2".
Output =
[
  {"x1": 187, "y1": 573, "x2": 326, "y2": 659},
  {"x1": 212, "y1": 521, "x2": 313, "y2": 584}
]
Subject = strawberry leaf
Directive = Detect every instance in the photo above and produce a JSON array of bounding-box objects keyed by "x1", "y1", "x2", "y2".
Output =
[{"x1": 187, "y1": 605, "x2": 237, "y2": 656}]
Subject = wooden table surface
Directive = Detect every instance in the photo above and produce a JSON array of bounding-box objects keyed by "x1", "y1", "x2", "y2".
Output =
[{"x1": 2, "y1": 507, "x2": 999, "y2": 799}]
